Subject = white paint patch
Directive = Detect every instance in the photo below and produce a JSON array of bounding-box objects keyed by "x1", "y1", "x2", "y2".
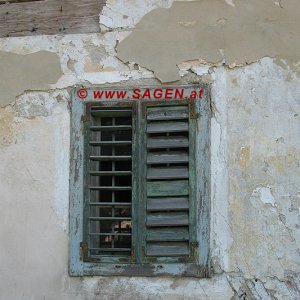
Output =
[
  {"x1": 225, "y1": 0, "x2": 235, "y2": 7},
  {"x1": 253, "y1": 186, "x2": 276, "y2": 206},
  {"x1": 100, "y1": 0, "x2": 173, "y2": 30},
  {"x1": 191, "y1": 65, "x2": 210, "y2": 76},
  {"x1": 15, "y1": 90, "x2": 66, "y2": 117},
  {"x1": 52, "y1": 102, "x2": 70, "y2": 233},
  {"x1": 259, "y1": 187, "x2": 275, "y2": 206},
  {"x1": 210, "y1": 67, "x2": 232, "y2": 272}
]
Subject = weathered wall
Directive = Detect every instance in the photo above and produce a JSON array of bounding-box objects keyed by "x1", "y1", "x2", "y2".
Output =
[
  {"x1": 0, "y1": 1, "x2": 299, "y2": 299},
  {"x1": 117, "y1": 0, "x2": 300, "y2": 82}
]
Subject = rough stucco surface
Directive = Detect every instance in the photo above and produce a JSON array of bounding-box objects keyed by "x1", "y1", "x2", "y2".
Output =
[
  {"x1": 0, "y1": 51, "x2": 62, "y2": 107},
  {"x1": 210, "y1": 57, "x2": 300, "y2": 276},
  {"x1": 117, "y1": 0, "x2": 300, "y2": 82},
  {"x1": 0, "y1": 0, "x2": 299, "y2": 299}
]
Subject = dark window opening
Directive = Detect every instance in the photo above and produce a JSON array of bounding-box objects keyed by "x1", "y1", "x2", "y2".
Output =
[{"x1": 87, "y1": 106, "x2": 133, "y2": 258}]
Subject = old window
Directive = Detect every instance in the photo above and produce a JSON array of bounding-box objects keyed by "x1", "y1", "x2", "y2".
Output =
[{"x1": 69, "y1": 86, "x2": 210, "y2": 277}]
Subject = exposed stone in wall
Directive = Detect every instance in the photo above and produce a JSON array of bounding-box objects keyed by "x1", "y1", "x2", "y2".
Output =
[{"x1": 117, "y1": 0, "x2": 300, "y2": 82}]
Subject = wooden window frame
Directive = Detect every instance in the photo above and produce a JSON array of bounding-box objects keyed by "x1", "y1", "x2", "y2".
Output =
[{"x1": 69, "y1": 85, "x2": 211, "y2": 277}]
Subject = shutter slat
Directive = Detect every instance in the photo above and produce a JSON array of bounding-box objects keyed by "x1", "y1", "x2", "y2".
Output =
[
  {"x1": 147, "y1": 136, "x2": 188, "y2": 149},
  {"x1": 147, "y1": 106, "x2": 188, "y2": 121},
  {"x1": 147, "y1": 121, "x2": 188, "y2": 133},
  {"x1": 147, "y1": 167, "x2": 189, "y2": 179},
  {"x1": 146, "y1": 228, "x2": 189, "y2": 241},
  {"x1": 147, "y1": 180, "x2": 189, "y2": 197},
  {"x1": 147, "y1": 152, "x2": 188, "y2": 164},
  {"x1": 146, "y1": 242, "x2": 189, "y2": 256},
  {"x1": 147, "y1": 212, "x2": 189, "y2": 227},
  {"x1": 147, "y1": 197, "x2": 189, "y2": 211}
]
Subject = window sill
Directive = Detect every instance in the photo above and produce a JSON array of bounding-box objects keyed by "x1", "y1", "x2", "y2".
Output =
[{"x1": 69, "y1": 262, "x2": 209, "y2": 278}]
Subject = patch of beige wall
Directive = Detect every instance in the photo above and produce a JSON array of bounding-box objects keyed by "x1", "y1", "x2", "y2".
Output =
[
  {"x1": 0, "y1": 51, "x2": 62, "y2": 107},
  {"x1": 117, "y1": 0, "x2": 300, "y2": 82}
]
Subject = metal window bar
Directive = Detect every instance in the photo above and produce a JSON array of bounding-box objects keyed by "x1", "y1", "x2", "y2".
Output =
[{"x1": 86, "y1": 106, "x2": 133, "y2": 258}]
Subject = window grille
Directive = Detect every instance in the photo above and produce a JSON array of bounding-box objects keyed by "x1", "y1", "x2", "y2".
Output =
[{"x1": 87, "y1": 106, "x2": 133, "y2": 258}]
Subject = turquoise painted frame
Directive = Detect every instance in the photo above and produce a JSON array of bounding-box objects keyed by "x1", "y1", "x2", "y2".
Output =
[{"x1": 69, "y1": 84, "x2": 211, "y2": 277}]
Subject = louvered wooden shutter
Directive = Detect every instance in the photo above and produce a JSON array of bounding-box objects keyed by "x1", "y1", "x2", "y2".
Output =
[{"x1": 141, "y1": 101, "x2": 197, "y2": 263}]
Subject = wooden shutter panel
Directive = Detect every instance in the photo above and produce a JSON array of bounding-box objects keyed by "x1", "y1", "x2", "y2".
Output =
[{"x1": 142, "y1": 102, "x2": 197, "y2": 262}]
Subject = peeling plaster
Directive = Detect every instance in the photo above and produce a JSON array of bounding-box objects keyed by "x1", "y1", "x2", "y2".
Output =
[
  {"x1": 100, "y1": 0, "x2": 173, "y2": 31},
  {"x1": 228, "y1": 272, "x2": 300, "y2": 300},
  {"x1": 117, "y1": 0, "x2": 300, "y2": 82},
  {"x1": 0, "y1": 51, "x2": 62, "y2": 107},
  {"x1": 0, "y1": 33, "x2": 155, "y2": 90},
  {"x1": 254, "y1": 186, "x2": 276, "y2": 206},
  {"x1": 82, "y1": 275, "x2": 234, "y2": 299},
  {"x1": 15, "y1": 90, "x2": 68, "y2": 118},
  {"x1": 224, "y1": 58, "x2": 300, "y2": 279}
]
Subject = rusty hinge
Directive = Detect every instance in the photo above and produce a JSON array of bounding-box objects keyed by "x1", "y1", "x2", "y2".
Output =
[
  {"x1": 80, "y1": 241, "x2": 101, "y2": 262},
  {"x1": 190, "y1": 241, "x2": 199, "y2": 261},
  {"x1": 189, "y1": 101, "x2": 199, "y2": 119},
  {"x1": 80, "y1": 241, "x2": 88, "y2": 261},
  {"x1": 141, "y1": 246, "x2": 146, "y2": 260},
  {"x1": 131, "y1": 103, "x2": 137, "y2": 118},
  {"x1": 131, "y1": 247, "x2": 136, "y2": 263},
  {"x1": 141, "y1": 103, "x2": 147, "y2": 119},
  {"x1": 81, "y1": 102, "x2": 92, "y2": 122},
  {"x1": 81, "y1": 114, "x2": 90, "y2": 123}
]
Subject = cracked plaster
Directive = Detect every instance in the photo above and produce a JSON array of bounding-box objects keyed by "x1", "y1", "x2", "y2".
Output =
[{"x1": 117, "y1": 0, "x2": 300, "y2": 82}]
